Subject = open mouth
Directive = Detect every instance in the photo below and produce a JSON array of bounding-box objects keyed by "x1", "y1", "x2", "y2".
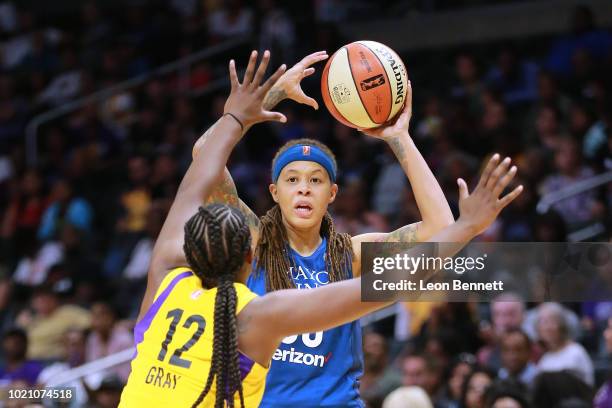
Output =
[{"x1": 294, "y1": 202, "x2": 313, "y2": 218}]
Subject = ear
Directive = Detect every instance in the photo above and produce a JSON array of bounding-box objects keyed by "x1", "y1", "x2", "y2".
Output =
[
  {"x1": 329, "y1": 183, "x2": 338, "y2": 204},
  {"x1": 269, "y1": 183, "x2": 278, "y2": 203}
]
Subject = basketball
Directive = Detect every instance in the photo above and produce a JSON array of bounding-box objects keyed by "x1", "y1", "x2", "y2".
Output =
[{"x1": 321, "y1": 41, "x2": 408, "y2": 129}]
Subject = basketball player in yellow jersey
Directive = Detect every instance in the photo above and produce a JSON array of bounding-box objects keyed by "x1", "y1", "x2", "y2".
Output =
[{"x1": 120, "y1": 50, "x2": 523, "y2": 408}]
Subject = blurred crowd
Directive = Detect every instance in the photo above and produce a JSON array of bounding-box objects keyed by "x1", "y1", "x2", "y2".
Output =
[{"x1": 0, "y1": 0, "x2": 610, "y2": 407}]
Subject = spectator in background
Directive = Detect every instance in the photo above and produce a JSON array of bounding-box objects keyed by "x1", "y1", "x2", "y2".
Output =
[
  {"x1": 85, "y1": 301, "x2": 132, "y2": 382},
  {"x1": 451, "y1": 53, "x2": 484, "y2": 117},
  {"x1": 0, "y1": 273, "x2": 18, "y2": 334},
  {"x1": 1, "y1": 169, "x2": 45, "y2": 251},
  {"x1": 533, "y1": 104, "x2": 563, "y2": 152},
  {"x1": 16, "y1": 284, "x2": 90, "y2": 360},
  {"x1": 360, "y1": 331, "x2": 402, "y2": 408},
  {"x1": 594, "y1": 317, "x2": 612, "y2": 407},
  {"x1": 546, "y1": 5, "x2": 612, "y2": 78},
  {"x1": 122, "y1": 201, "x2": 166, "y2": 282},
  {"x1": 12, "y1": 236, "x2": 63, "y2": 286},
  {"x1": 478, "y1": 294, "x2": 525, "y2": 372},
  {"x1": 333, "y1": 179, "x2": 388, "y2": 236},
  {"x1": 401, "y1": 353, "x2": 448, "y2": 406},
  {"x1": 440, "y1": 354, "x2": 477, "y2": 408},
  {"x1": 485, "y1": 46, "x2": 539, "y2": 106},
  {"x1": 541, "y1": 137, "x2": 601, "y2": 226},
  {"x1": 208, "y1": 0, "x2": 254, "y2": 42},
  {"x1": 460, "y1": 369, "x2": 494, "y2": 408},
  {"x1": 372, "y1": 146, "x2": 408, "y2": 221},
  {"x1": 536, "y1": 302, "x2": 594, "y2": 386},
  {"x1": 92, "y1": 375, "x2": 124, "y2": 408},
  {"x1": 149, "y1": 152, "x2": 179, "y2": 200},
  {"x1": 117, "y1": 155, "x2": 151, "y2": 234},
  {"x1": 483, "y1": 380, "x2": 531, "y2": 408},
  {"x1": 383, "y1": 386, "x2": 434, "y2": 408},
  {"x1": 498, "y1": 330, "x2": 538, "y2": 386},
  {"x1": 37, "y1": 178, "x2": 93, "y2": 241},
  {"x1": 37, "y1": 328, "x2": 100, "y2": 407},
  {"x1": 257, "y1": 0, "x2": 296, "y2": 65},
  {"x1": 0, "y1": 328, "x2": 43, "y2": 387},
  {"x1": 532, "y1": 371, "x2": 593, "y2": 408}
]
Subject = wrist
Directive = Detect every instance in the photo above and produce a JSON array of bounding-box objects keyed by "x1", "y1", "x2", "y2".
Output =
[
  {"x1": 223, "y1": 112, "x2": 245, "y2": 131},
  {"x1": 455, "y1": 217, "x2": 480, "y2": 239},
  {"x1": 386, "y1": 130, "x2": 411, "y2": 144},
  {"x1": 221, "y1": 113, "x2": 246, "y2": 138}
]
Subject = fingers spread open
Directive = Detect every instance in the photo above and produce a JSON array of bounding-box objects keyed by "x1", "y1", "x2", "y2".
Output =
[
  {"x1": 303, "y1": 67, "x2": 316, "y2": 78},
  {"x1": 477, "y1": 154, "x2": 500, "y2": 190},
  {"x1": 485, "y1": 157, "x2": 510, "y2": 190},
  {"x1": 262, "y1": 111, "x2": 287, "y2": 123},
  {"x1": 261, "y1": 64, "x2": 287, "y2": 94},
  {"x1": 498, "y1": 185, "x2": 523, "y2": 209},
  {"x1": 242, "y1": 50, "x2": 258, "y2": 85},
  {"x1": 493, "y1": 165, "x2": 517, "y2": 197},
  {"x1": 296, "y1": 88, "x2": 318, "y2": 109},
  {"x1": 301, "y1": 51, "x2": 329, "y2": 67},
  {"x1": 457, "y1": 178, "x2": 469, "y2": 200},
  {"x1": 251, "y1": 50, "x2": 270, "y2": 88},
  {"x1": 229, "y1": 59, "x2": 239, "y2": 90}
]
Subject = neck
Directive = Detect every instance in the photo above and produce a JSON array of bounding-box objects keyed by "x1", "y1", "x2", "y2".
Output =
[{"x1": 282, "y1": 217, "x2": 323, "y2": 256}]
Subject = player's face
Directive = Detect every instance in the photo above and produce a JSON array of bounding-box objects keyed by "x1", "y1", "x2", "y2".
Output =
[{"x1": 270, "y1": 161, "x2": 338, "y2": 230}]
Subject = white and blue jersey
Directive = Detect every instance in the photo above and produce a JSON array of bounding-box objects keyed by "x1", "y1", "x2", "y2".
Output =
[{"x1": 247, "y1": 237, "x2": 364, "y2": 407}]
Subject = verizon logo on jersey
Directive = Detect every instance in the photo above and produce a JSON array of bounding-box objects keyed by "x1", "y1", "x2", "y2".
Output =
[
  {"x1": 272, "y1": 332, "x2": 328, "y2": 367},
  {"x1": 272, "y1": 347, "x2": 327, "y2": 367}
]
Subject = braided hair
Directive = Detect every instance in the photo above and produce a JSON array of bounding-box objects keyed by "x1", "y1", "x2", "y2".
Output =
[
  {"x1": 255, "y1": 138, "x2": 354, "y2": 291},
  {"x1": 184, "y1": 204, "x2": 251, "y2": 408}
]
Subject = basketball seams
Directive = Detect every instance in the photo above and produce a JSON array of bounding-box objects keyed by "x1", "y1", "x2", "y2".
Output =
[
  {"x1": 357, "y1": 41, "x2": 393, "y2": 122},
  {"x1": 359, "y1": 40, "x2": 407, "y2": 120},
  {"x1": 322, "y1": 47, "x2": 355, "y2": 128},
  {"x1": 345, "y1": 45, "x2": 377, "y2": 125}
]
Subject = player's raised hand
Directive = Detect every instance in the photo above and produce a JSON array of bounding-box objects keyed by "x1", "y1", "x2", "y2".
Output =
[
  {"x1": 263, "y1": 51, "x2": 329, "y2": 110},
  {"x1": 224, "y1": 50, "x2": 287, "y2": 131},
  {"x1": 457, "y1": 154, "x2": 523, "y2": 236},
  {"x1": 361, "y1": 80, "x2": 413, "y2": 141}
]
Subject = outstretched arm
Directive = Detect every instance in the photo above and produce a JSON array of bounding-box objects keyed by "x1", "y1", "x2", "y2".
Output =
[
  {"x1": 192, "y1": 51, "x2": 329, "y2": 250},
  {"x1": 139, "y1": 50, "x2": 287, "y2": 319},
  {"x1": 239, "y1": 154, "x2": 523, "y2": 364},
  {"x1": 351, "y1": 82, "x2": 454, "y2": 274}
]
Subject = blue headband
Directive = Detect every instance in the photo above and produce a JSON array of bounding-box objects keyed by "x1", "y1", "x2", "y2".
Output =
[{"x1": 272, "y1": 144, "x2": 336, "y2": 183}]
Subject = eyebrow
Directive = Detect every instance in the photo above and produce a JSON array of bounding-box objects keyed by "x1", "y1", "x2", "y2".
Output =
[{"x1": 284, "y1": 168, "x2": 324, "y2": 175}]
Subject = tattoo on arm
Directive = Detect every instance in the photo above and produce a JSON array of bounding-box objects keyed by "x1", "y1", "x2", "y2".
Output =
[
  {"x1": 239, "y1": 199, "x2": 260, "y2": 234},
  {"x1": 388, "y1": 137, "x2": 408, "y2": 166},
  {"x1": 263, "y1": 87, "x2": 287, "y2": 110},
  {"x1": 205, "y1": 172, "x2": 239, "y2": 207},
  {"x1": 384, "y1": 222, "x2": 420, "y2": 243}
]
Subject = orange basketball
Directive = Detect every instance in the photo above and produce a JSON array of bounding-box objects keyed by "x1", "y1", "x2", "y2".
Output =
[{"x1": 321, "y1": 41, "x2": 408, "y2": 129}]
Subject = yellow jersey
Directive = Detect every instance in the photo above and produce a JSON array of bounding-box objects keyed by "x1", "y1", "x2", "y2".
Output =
[{"x1": 120, "y1": 267, "x2": 268, "y2": 407}]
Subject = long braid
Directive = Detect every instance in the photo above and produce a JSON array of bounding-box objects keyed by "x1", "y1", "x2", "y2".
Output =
[
  {"x1": 255, "y1": 205, "x2": 353, "y2": 291},
  {"x1": 184, "y1": 204, "x2": 250, "y2": 408}
]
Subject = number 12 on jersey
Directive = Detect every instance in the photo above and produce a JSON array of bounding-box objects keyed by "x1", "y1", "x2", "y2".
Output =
[{"x1": 157, "y1": 308, "x2": 206, "y2": 368}]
